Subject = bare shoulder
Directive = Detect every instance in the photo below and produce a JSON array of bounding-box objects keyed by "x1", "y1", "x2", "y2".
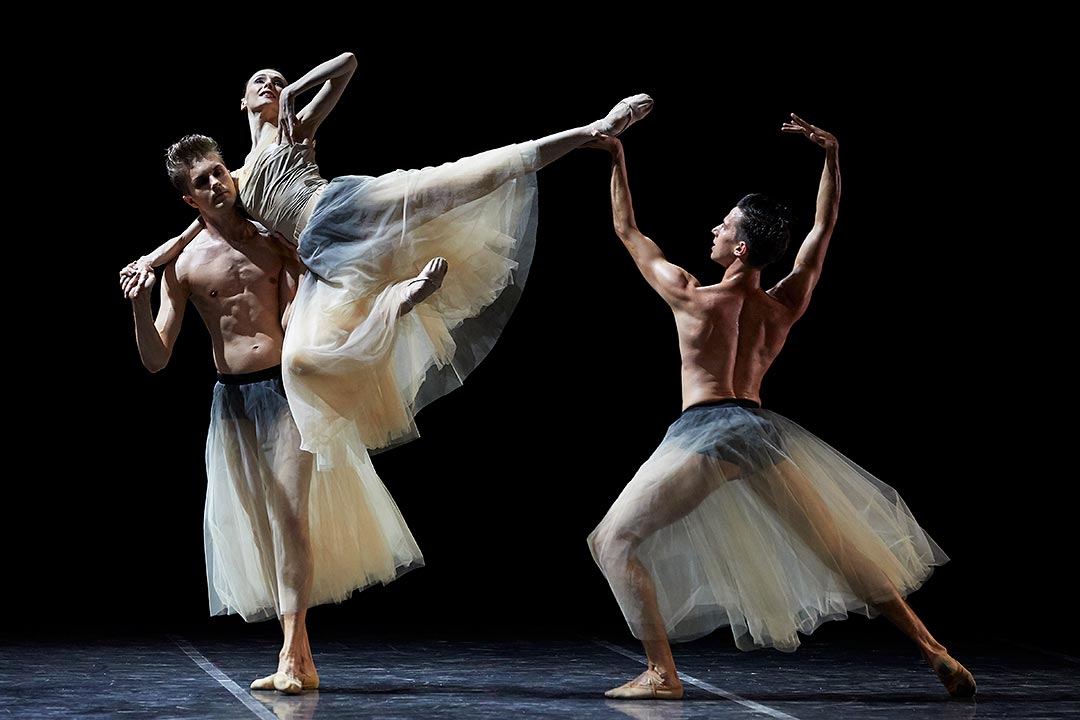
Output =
[
  {"x1": 173, "y1": 228, "x2": 216, "y2": 277},
  {"x1": 655, "y1": 261, "x2": 700, "y2": 289}
]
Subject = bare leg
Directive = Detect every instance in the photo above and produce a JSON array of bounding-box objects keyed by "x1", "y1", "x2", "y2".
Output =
[
  {"x1": 592, "y1": 452, "x2": 731, "y2": 699},
  {"x1": 533, "y1": 93, "x2": 653, "y2": 168},
  {"x1": 375, "y1": 94, "x2": 655, "y2": 229},
  {"x1": 766, "y1": 461, "x2": 975, "y2": 697},
  {"x1": 251, "y1": 414, "x2": 319, "y2": 694}
]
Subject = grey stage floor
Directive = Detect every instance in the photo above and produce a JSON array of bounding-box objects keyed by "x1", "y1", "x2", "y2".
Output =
[{"x1": 2, "y1": 631, "x2": 1076, "y2": 719}]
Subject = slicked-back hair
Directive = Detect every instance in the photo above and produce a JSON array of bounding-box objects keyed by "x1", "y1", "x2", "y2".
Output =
[{"x1": 735, "y1": 193, "x2": 793, "y2": 268}]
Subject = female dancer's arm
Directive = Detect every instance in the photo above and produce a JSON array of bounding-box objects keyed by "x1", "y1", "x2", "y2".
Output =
[
  {"x1": 119, "y1": 218, "x2": 203, "y2": 299},
  {"x1": 278, "y1": 52, "x2": 357, "y2": 144}
]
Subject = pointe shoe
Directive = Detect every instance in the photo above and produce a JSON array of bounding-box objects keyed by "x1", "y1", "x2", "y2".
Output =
[
  {"x1": 400, "y1": 257, "x2": 448, "y2": 315},
  {"x1": 604, "y1": 667, "x2": 683, "y2": 700},
  {"x1": 931, "y1": 655, "x2": 976, "y2": 698},
  {"x1": 596, "y1": 94, "x2": 654, "y2": 137}
]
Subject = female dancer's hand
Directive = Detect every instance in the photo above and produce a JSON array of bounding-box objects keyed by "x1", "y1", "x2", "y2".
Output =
[{"x1": 279, "y1": 86, "x2": 299, "y2": 144}]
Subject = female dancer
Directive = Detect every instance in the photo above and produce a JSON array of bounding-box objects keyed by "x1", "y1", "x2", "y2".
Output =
[{"x1": 125, "y1": 52, "x2": 651, "y2": 463}]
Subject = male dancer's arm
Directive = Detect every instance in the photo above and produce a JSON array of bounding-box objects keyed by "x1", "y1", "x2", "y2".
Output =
[
  {"x1": 768, "y1": 114, "x2": 840, "y2": 316},
  {"x1": 127, "y1": 260, "x2": 189, "y2": 373},
  {"x1": 595, "y1": 135, "x2": 698, "y2": 309}
]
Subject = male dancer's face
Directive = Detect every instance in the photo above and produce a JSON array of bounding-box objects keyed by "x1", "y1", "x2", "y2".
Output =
[
  {"x1": 182, "y1": 155, "x2": 236, "y2": 215},
  {"x1": 710, "y1": 206, "x2": 745, "y2": 266}
]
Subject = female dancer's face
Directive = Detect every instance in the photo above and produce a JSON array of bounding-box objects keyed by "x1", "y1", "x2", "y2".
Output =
[{"x1": 242, "y1": 69, "x2": 287, "y2": 115}]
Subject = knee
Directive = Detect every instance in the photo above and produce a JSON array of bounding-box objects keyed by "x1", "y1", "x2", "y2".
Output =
[
  {"x1": 283, "y1": 347, "x2": 314, "y2": 377},
  {"x1": 590, "y1": 525, "x2": 635, "y2": 572}
]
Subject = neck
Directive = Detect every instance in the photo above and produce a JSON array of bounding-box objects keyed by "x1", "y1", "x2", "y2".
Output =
[
  {"x1": 247, "y1": 110, "x2": 279, "y2": 151},
  {"x1": 722, "y1": 259, "x2": 762, "y2": 287},
  {"x1": 200, "y1": 209, "x2": 253, "y2": 242}
]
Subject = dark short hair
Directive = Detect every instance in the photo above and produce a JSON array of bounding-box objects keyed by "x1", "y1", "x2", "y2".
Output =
[
  {"x1": 735, "y1": 193, "x2": 792, "y2": 267},
  {"x1": 165, "y1": 134, "x2": 223, "y2": 194}
]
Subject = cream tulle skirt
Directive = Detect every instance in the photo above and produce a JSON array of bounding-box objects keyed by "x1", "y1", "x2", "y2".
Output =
[
  {"x1": 204, "y1": 370, "x2": 422, "y2": 622},
  {"x1": 285, "y1": 141, "x2": 539, "y2": 466},
  {"x1": 588, "y1": 401, "x2": 948, "y2": 652}
]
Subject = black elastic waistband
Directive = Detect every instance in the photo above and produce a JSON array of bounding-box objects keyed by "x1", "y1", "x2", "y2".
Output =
[
  {"x1": 684, "y1": 398, "x2": 761, "y2": 412},
  {"x1": 216, "y1": 365, "x2": 282, "y2": 385}
]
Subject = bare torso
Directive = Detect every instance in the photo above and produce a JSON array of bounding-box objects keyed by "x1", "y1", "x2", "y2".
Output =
[
  {"x1": 675, "y1": 277, "x2": 797, "y2": 409},
  {"x1": 173, "y1": 224, "x2": 288, "y2": 374}
]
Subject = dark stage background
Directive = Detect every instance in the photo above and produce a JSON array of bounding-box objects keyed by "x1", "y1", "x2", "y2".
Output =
[{"x1": 16, "y1": 23, "x2": 1072, "y2": 654}]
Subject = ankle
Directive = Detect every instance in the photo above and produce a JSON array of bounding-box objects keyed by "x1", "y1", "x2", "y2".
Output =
[{"x1": 648, "y1": 663, "x2": 678, "y2": 683}]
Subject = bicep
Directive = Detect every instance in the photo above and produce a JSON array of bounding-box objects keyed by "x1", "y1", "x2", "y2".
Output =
[
  {"x1": 644, "y1": 258, "x2": 697, "y2": 307},
  {"x1": 768, "y1": 263, "x2": 819, "y2": 317},
  {"x1": 617, "y1": 229, "x2": 696, "y2": 304}
]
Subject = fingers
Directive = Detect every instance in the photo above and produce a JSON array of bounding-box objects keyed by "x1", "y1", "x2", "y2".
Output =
[
  {"x1": 789, "y1": 113, "x2": 812, "y2": 129},
  {"x1": 782, "y1": 113, "x2": 813, "y2": 135}
]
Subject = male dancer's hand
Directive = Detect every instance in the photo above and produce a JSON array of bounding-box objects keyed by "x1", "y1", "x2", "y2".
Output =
[
  {"x1": 583, "y1": 131, "x2": 623, "y2": 157},
  {"x1": 119, "y1": 260, "x2": 155, "y2": 300},
  {"x1": 782, "y1": 114, "x2": 838, "y2": 151}
]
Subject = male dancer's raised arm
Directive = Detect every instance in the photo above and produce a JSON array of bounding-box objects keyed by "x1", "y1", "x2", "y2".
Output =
[
  {"x1": 593, "y1": 134, "x2": 698, "y2": 310},
  {"x1": 768, "y1": 114, "x2": 840, "y2": 317}
]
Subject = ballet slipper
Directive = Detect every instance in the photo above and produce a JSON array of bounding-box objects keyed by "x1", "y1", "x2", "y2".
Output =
[
  {"x1": 604, "y1": 666, "x2": 683, "y2": 700},
  {"x1": 250, "y1": 671, "x2": 320, "y2": 693},
  {"x1": 400, "y1": 257, "x2": 448, "y2": 316},
  {"x1": 596, "y1": 94, "x2": 654, "y2": 137},
  {"x1": 274, "y1": 672, "x2": 304, "y2": 695},
  {"x1": 250, "y1": 672, "x2": 278, "y2": 691},
  {"x1": 931, "y1": 655, "x2": 976, "y2": 698}
]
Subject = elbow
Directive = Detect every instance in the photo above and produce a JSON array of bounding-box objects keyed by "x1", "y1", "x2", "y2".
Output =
[
  {"x1": 142, "y1": 352, "x2": 170, "y2": 374},
  {"x1": 613, "y1": 220, "x2": 636, "y2": 239}
]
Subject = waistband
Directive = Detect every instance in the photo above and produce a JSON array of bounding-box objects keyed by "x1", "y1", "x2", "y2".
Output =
[
  {"x1": 216, "y1": 365, "x2": 283, "y2": 385},
  {"x1": 684, "y1": 397, "x2": 762, "y2": 412}
]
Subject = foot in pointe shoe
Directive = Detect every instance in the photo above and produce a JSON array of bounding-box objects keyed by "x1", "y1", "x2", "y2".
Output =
[
  {"x1": 604, "y1": 666, "x2": 683, "y2": 700},
  {"x1": 594, "y1": 94, "x2": 654, "y2": 137},
  {"x1": 931, "y1": 654, "x2": 976, "y2": 698},
  {"x1": 399, "y1": 257, "x2": 448, "y2": 316}
]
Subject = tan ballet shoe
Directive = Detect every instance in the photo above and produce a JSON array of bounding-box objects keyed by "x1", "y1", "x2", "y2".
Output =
[
  {"x1": 931, "y1": 655, "x2": 976, "y2": 698},
  {"x1": 250, "y1": 671, "x2": 320, "y2": 693},
  {"x1": 274, "y1": 672, "x2": 304, "y2": 695},
  {"x1": 604, "y1": 666, "x2": 683, "y2": 700},
  {"x1": 250, "y1": 672, "x2": 278, "y2": 691},
  {"x1": 596, "y1": 94, "x2": 654, "y2": 137},
  {"x1": 400, "y1": 257, "x2": 448, "y2": 316}
]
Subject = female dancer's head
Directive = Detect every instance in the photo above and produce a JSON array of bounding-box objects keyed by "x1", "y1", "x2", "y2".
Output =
[{"x1": 241, "y1": 69, "x2": 287, "y2": 121}]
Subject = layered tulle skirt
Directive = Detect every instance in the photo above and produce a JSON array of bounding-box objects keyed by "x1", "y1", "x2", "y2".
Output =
[
  {"x1": 204, "y1": 370, "x2": 422, "y2": 622},
  {"x1": 285, "y1": 141, "x2": 539, "y2": 466},
  {"x1": 588, "y1": 401, "x2": 948, "y2": 652}
]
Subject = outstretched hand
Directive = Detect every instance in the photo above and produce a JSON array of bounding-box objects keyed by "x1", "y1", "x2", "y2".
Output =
[
  {"x1": 782, "y1": 113, "x2": 837, "y2": 150},
  {"x1": 583, "y1": 130, "x2": 623, "y2": 155},
  {"x1": 119, "y1": 260, "x2": 155, "y2": 300}
]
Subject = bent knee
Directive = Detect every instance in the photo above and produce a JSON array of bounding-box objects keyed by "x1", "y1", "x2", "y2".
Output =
[
  {"x1": 590, "y1": 525, "x2": 638, "y2": 570},
  {"x1": 283, "y1": 347, "x2": 314, "y2": 377}
]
